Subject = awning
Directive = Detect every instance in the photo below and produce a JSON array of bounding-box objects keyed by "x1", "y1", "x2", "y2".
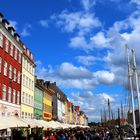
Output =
[{"x1": 0, "y1": 116, "x2": 28, "y2": 130}]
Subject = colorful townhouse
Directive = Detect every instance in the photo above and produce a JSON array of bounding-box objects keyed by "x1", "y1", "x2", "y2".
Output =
[
  {"x1": 75, "y1": 106, "x2": 80, "y2": 125},
  {"x1": 67, "y1": 101, "x2": 73, "y2": 124},
  {"x1": 21, "y1": 45, "x2": 35, "y2": 119},
  {"x1": 84, "y1": 115, "x2": 88, "y2": 126},
  {"x1": 0, "y1": 13, "x2": 23, "y2": 117},
  {"x1": 0, "y1": 12, "x2": 89, "y2": 124},
  {"x1": 50, "y1": 82, "x2": 67, "y2": 123},
  {"x1": 72, "y1": 106, "x2": 78, "y2": 125},
  {"x1": 65, "y1": 99, "x2": 68, "y2": 124},
  {"x1": 43, "y1": 81, "x2": 54, "y2": 121},
  {"x1": 34, "y1": 78, "x2": 44, "y2": 119}
]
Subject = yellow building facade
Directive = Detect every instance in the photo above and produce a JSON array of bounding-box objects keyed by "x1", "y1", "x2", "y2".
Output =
[
  {"x1": 43, "y1": 88, "x2": 53, "y2": 121},
  {"x1": 65, "y1": 100, "x2": 68, "y2": 123},
  {"x1": 70, "y1": 105, "x2": 73, "y2": 124},
  {"x1": 21, "y1": 47, "x2": 35, "y2": 119}
]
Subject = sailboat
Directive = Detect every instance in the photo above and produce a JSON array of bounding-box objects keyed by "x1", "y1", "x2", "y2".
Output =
[{"x1": 126, "y1": 46, "x2": 140, "y2": 136}]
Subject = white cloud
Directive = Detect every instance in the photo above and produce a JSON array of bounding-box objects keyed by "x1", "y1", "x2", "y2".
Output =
[
  {"x1": 76, "y1": 55, "x2": 98, "y2": 66},
  {"x1": 69, "y1": 36, "x2": 92, "y2": 51},
  {"x1": 39, "y1": 20, "x2": 48, "y2": 28},
  {"x1": 20, "y1": 24, "x2": 32, "y2": 37},
  {"x1": 71, "y1": 91, "x2": 119, "y2": 122},
  {"x1": 51, "y1": 11, "x2": 101, "y2": 33},
  {"x1": 9, "y1": 20, "x2": 18, "y2": 30},
  {"x1": 101, "y1": 93, "x2": 115, "y2": 102},
  {"x1": 36, "y1": 61, "x2": 116, "y2": 89},
  {"x1": 131, "y1": 0, "x2": 140, "y2": 5},
  {"x1": 69, "y1": 32, "x2": 110, "y2": 52},
  {"x1": 90, "y1": 32, "x2": 109, "y2": 47},
  {"x1": 58, "y1": 62, "x2": 92, "y2": 79},
  {"x1": 94, "y1": 71, "x2": 115, "y2": 85},
  {"x1": 81, "y1": 0, "x2": 96, "y2": 11}
]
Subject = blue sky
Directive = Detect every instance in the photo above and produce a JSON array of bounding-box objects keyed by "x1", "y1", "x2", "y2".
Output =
[{"x1": 1, "y1": 0, "x2": 140, "y2": 122}]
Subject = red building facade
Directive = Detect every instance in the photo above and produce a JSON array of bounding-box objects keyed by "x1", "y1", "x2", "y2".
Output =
[{"x1": 0, "y1": 14, "x2": 23, "y2": 117}]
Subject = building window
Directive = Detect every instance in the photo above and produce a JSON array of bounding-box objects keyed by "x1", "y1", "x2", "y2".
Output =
[
  {"x1": 2, "y1": 84, "x2": 7, "y2": 101},
  {"x1": 28, "y1": 113, "x2": 31, "y2": 119},
  {"x1": 5, "y1": 39, "x2": 9, "y2": 53},
  {"x1": 30, "y1": 65, "x2": 32, "y2": 74},
  {"x1": 13, "y1": 68, "x2": 17, "y2": 82},
  {"x1": 9, "y1": 65, "x2": 12, "y2": 79},
  {"x1": 25, "y1": 112, "x2": 27, "y2": 119},
  {"x1": 28, "y1": 63, "x2": 30, "y2": 72},
  {"x1": 26, "y1": 93, "x2": 28, "y2": 104},
  {"x1": 21, "y1": 112, "x2": 24, "y2": 119},
  {"x1": 23, "y1": 74, "x2": 25, "y2": 86},
  {"x1": 32, "y1": 81, "x2": 34, "y2": 90},
  {"x1": 26, "y1": 77, "x2": 28, "y2": 88},
  {"x1": 17, "y1": 71, "x2": 20, "y2": 84},
  {"x1": 22, "y1": 92, "x2": 24, "y2": 103},
  {"x1": 27, "y1": 62, "x2": 29, "y2": 71},
  {"x1": 31, "y1": 96, "x2": 33, "y2": 106},
  {"x1": 8, "y1": 87, "x2": 11, "y2": 102},
  {"x1": 0, "y1": 57, "x2": 2, "y2": 73},
  {"x1": 25, "y1": 59, "x2": 27, "y2": 69},
  {"x1": 29, "y1": 79, "x2": 31, "y2": 89},
  {"x1": 18, "y1": 52, "x2": 21, "y2": 64},
  {"x1": 17, "y1": 91, "x2": 20, "y2": 104},
  {"x1": 2, "y1": 112, "x2": 5, "y2": 117},
  {"x1": 4, "y1": 61, "x2": 8, "y2": 76},
  {"x1": 10, "y1": 44, "x2": 13, "y2": 56},
  {"x1": 29, "y1": 95, "x2": 30, "y2": 105},
  {"x1": 14, "y1": 48, "x2": 17, "y2": 60},
  {"x1": 32, "y1": 67, "x2": 34, "y2": 75},
  {"x1": 29, "y1": 64, "x2": 31, "y2": 73},
  {"x1": 13, "y1": 89, "x2": 16, "y2": 103},
  {"x1": 27, "y1": 94, "x2": 29, "y2": 104},
  {"x1": 0, "y1": 32, "x2": 3, "y2": 47}
]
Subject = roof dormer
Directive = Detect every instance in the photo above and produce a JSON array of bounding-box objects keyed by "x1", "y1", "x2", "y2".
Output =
[
  {"x1": 8, "y1": 26, "x2": 15, "y2": 36},
  {"x1": 2, "y1": 19, "x2": 9, "y2": 29},
  {"x1": 0, "y1": 13, "x2": 3, "y2": 23},
  {"x1": 14, "y1": 33, "x2": 20, "y2": 42}
]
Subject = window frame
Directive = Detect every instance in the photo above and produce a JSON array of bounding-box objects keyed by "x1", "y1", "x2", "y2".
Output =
[
  {"x1": 5, "y1": 39, "x2": 9, "y2": 53},
  {"x1": 2, "y1": 84, "x2": 7, "y2": 101},
  {"x1": 9, "y1": 65, "x2": 12, "y2": 79},
  {"x1": 8, "y1": 87, "x2": 11, "y2": 102},
  {"x1": 13, "y1": 89, "x2": 16, "y2": 104},
  {"x1": 10, "y1": 44, "x2": 13, "y2": 57},
  {"x1": 4, "y1": 61, "x2": 8, "y2": 76}
]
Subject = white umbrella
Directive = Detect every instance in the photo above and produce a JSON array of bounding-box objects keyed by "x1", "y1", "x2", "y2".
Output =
[
  {"x1": 0, "y1": 117, "x2": 28, "y2": 130},
  {"x1": 21, "y1": 119, "x2": 43, "y2": 128},
  {"x1": 48, "y1": 121, "x2": 62, "y2": 129},
  {"x1": 36, "y1": 120, "x2": 51, "y2": 128}
]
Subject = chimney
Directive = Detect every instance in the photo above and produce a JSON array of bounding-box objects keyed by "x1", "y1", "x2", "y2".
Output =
[
  {"x1": 38, "y1": 79, "x2": 44, "y2": 87},
  {"x1": 14, "y1": 33, "x2": 20, "y2": 42},
  {"x1": 8, "y1": 26, "x2": 15, "y2": 36},
  {"x1": 44, "y1": 81, "x2": 50, "y2": 88},
  {"x1": 0, "y1": 13, "x2": 3, "y2": 23},
  {"x1": 2, "y1": 19, "x2": 9, "y2": 29}
]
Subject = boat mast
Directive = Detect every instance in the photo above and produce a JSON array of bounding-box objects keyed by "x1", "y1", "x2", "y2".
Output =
[
  {"x1": 126, "y1": 46, "x2": 137, "y2": 135},
  {"x1": 121, "y1": 101, "x2": 124, "y2": 119},
  {"x1": 108, "y1": 99, "x2": 111, "y2": 121},
  {"x1": 132, "y1": 49, "x2": 140, "y2": 124}
]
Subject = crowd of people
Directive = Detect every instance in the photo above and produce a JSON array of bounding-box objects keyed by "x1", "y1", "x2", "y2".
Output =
[
  {"x1": 2, "y1": 125, "x2": 138, "y2": 140},
  {"x1": 42, "y1": 127, "x2": 119, "y2": 140}
]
